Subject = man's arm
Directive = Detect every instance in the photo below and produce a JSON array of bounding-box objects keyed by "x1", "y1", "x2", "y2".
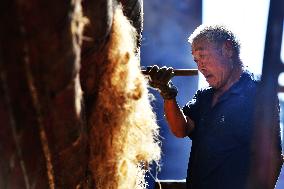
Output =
[
  {"x1": 164, "y1": 99, "x2": 195, "y2": 138},
  {"x1": 146, "y1": 65, "x2": 195, "y2": 137}
]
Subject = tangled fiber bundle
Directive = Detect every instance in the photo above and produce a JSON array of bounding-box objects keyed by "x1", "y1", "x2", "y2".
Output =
[{"x1": 89, "y1": 5, "x2": 161, "y2": 189}]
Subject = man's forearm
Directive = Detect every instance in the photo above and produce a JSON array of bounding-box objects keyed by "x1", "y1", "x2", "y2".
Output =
[{"x1": 164, "y1": 99, "x2": 194, "y2": 138}]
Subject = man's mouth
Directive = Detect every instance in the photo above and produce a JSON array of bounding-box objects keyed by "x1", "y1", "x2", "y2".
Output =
[{"x1": 205, "y1": 74, "x2": 213, "y2": 80}]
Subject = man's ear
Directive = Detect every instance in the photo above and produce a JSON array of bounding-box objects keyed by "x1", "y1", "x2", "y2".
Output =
[{"x1": 221, "y1": 40, "x2": 234, "y2": 58}]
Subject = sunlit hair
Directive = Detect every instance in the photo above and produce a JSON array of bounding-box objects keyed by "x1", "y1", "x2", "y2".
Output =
[{"x1": 188, "y1": 24, "x2": 241, "y2": 56}]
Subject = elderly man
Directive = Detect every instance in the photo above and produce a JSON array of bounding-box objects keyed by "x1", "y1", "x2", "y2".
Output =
[{"x1": 147, "y1": 25, "x2": 282, "y2": 189}]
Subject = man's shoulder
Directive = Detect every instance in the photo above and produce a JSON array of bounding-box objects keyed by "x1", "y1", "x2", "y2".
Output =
[
  {"x1": 242, "y1": 70, "x2": 259, "y2": 81},
  {"x1": 195, "y1": 87, "x2": 214, "y2": 98},
  {"x1": 241, "y1": 70, "x2": 260, "y2": 90}
]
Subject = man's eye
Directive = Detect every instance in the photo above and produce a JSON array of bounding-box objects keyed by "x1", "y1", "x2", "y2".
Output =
[{"x1": 194, "y1": 59, "x2": 199, "y2": 64}]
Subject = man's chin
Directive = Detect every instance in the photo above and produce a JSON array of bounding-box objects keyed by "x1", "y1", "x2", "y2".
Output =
[{"x1": 208, "y1": 83, "x2": 218, "y2": 89}]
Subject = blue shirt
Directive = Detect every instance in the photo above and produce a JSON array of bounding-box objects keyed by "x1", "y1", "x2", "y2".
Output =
[{"x1": 182, "y1": 71, "x2": 276, "y2": 189}]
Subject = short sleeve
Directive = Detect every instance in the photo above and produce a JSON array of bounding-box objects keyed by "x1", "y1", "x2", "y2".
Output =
[
  {"x1": 182, "y1": 90, "x2": 202, "y2": 123},
  {"x1": 182, "y1": 90, "x2": 203, "y2": 139}
]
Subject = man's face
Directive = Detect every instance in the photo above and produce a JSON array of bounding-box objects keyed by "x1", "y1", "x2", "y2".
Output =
[{"x1": 191, "y1": 40, "x2": 233, "y2": 90}]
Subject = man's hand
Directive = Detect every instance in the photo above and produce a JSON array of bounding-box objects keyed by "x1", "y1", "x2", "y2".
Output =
[{"x1": 146, "y1": 65, "x2": 178, "y2": 99}]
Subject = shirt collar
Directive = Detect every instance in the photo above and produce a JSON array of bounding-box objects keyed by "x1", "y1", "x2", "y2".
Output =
[
  {"x1": 228, "y1": 71, "x2": 252, "y2": 95},
  {"x1": 211, "y1": 71, "x2": 254, "y2": 106}
]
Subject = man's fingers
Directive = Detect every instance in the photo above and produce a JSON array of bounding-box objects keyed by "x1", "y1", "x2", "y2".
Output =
[
  {"x1": 163, "y1": 67, "x2": 174, "y2": 82},
  {"x1": 146, "y1": 65, "x2": 174, "y2": 86},
  {"x1": 147, "y1": 65, "x2": 159, "y2": 79},
  {"x1": 156, "y1": 66, "x2": 174, "y2": 83},
  {"x1": 156, "y1": 66, "x2": 167, "y2": 81},
  {"x1": 146, "y1": 65, "x2": 154, "y2": 73}
]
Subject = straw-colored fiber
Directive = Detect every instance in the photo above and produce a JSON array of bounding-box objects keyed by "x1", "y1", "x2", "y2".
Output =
[{"x1": 89, "y1": 5, "x2": 161, "y2": 189}]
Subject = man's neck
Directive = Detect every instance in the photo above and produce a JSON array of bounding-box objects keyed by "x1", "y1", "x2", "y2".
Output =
[
  {"x1": 212, "y1": 64, "x2": 243, "y2": 107},
  {"x1": 219, "y1": 60, "x2": 244, "y2": 92}
]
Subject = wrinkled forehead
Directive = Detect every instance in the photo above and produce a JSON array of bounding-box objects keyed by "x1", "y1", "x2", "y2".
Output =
[{"x1": 191, "y1": 40, "x2": 217, "y2": 53}]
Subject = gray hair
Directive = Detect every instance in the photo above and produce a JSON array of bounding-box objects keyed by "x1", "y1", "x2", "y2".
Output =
[{"x1": 188, "y1": 24, "x2": 241, "y2": 56}]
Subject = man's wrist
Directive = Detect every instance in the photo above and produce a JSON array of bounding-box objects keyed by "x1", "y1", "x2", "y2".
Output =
[{"x1": 159, "y1": 81, "x2": 178, "y2": 100}]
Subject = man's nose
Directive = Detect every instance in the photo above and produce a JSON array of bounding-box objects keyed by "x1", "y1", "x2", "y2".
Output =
[
  {"x1": 197, "y1": 64, "x2": 208, "y2": 75},
  {"x1": 197, "y1": 61, "x2": 205, "y2": 69}
]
